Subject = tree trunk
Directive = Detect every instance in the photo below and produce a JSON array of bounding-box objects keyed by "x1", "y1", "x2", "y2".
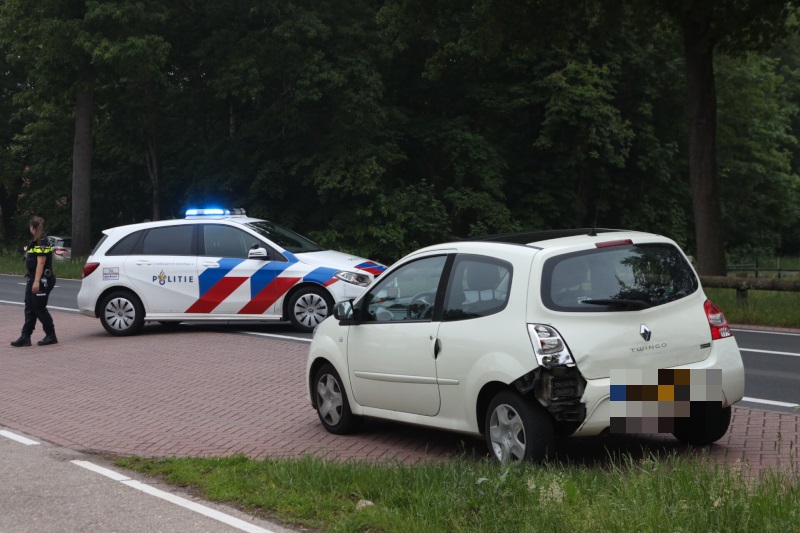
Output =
[
  {"x1": 146, "y1": 137, "x2": 161, "y2": 221},
  {"x1": 71, "y1": 72, "x2": 94, "y2": 257},
  {"x1": 682, "y1": 19, "x2": 727, "y2": 276}
]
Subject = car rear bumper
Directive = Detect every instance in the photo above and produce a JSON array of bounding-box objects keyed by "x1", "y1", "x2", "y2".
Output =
[{"x1": 572, "y1": 337, "x2": 745, "y2": 437}]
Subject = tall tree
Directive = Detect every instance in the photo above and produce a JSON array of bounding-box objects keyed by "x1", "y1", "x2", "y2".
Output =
[
  {"x1": 657, "y1": 1, "x2": 798, "y2": 274},
  {"x1": 0, "y1": 0, "x2": 171, "y2": 253}
]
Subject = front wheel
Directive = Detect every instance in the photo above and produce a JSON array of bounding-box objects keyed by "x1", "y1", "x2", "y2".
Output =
[
  {"x1": 313, "y1": 363, "x2": 360, "y2": 434},
  {"x1": 289, "y1": 287, "x2": 334, "y2": 333},
  {"x1": 672, "y1": 405, "x2": 732, "y2": 446},
  {"x1": 485, "y1": 390, "x2": 554, "y2": 463},
  {"x1": 99, "y1": 291, "x2": 145, "y2": 336}
]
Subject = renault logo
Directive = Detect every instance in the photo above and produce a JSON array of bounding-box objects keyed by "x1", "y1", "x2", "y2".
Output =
[{"x1": 640, "y1": 324, "x2": 652, "y2": 342}]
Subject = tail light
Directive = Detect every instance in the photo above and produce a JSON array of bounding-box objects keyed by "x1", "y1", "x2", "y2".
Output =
[
  {"x1": 704, "y1": 300, "x2": 732, "y2": 340},
  {"x1": 528, "y1": 324, "x2": 576, "y2": 367},
  {"x1": 82, "y1": 262, "x2": 100, "y2": 278}
]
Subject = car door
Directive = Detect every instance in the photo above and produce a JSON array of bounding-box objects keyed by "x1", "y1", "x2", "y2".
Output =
[
  {"x1": 193, "y1": 223, "x2": 287, "y2": 316},
  {"x1": 347, "y1": 254, "x2": 450, "y2": 416},
  {"x1": 123, "y1": 224, "x2": 199, "y2": 313}
]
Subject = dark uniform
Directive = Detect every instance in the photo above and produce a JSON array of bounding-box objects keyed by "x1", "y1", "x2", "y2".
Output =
[{"x1": 12, "y1": 236, "x2": 58, "y2": 346}]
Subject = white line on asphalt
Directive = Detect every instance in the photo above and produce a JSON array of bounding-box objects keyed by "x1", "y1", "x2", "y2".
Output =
[
  {"x1": 0, "y1": 300, "x2": 78, "y2": 313},
  {"x1": 740, "y1": 348, "x2": 800, "y2": 357},
  {"x1": 0, "y1": 430, "x2": 40, "y2": 445},
  {"x1": 240, "y1": 331, "x2": 311, "y2": 343},
  {"x1": 71, "y1": 461, "x2": 275, "y2": 533},
  {"x1": 732, "y1": 328, "x2": 800, "y2": 337},
  {"x1": 742, "y1": 397, "x2": 799, "y2": 408}
]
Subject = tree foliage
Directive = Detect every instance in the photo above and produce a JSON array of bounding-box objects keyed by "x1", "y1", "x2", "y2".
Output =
[{"x1": 0, "y1": 1, "x2": 798, "y2": 265}]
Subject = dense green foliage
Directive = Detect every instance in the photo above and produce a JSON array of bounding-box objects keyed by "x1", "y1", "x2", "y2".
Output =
[{"x1": 1, "y1": 1, "x2": 799, "y2": 265}]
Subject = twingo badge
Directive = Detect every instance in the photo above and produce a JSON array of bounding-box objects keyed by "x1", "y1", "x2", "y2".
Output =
[{"x1": 153, "y1": 270, "x2": 195, "y2": 285}]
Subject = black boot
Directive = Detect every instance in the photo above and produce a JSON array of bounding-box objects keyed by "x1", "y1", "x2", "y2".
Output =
[
  {"x1": 37, "y1": 334, "x2": 58, "y2": 346},
  {"x1": 10, "y1": 335, "x2": 31, "y2": 347}
]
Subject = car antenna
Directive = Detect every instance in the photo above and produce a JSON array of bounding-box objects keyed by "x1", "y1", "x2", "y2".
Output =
[{"x1": 589, "y1": 189, "x2": 603, "y2": 237}]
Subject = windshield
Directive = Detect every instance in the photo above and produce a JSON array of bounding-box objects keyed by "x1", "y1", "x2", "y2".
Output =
[
  {"x1": 245, "y1": 221, "x2": 325, "y2": 254},
  {"x1": 542, "y1": 243, "x2": 699, "y2": 311}
]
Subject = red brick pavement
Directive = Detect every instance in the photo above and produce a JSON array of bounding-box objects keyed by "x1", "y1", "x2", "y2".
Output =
[{"x1": 1, "y1": 305, "x2": 798, "y2": 476}]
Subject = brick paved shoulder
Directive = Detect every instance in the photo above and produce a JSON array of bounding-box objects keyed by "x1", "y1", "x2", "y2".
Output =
[{"x1": 2, "y1": 305, "x2": 798, "y2": 476}]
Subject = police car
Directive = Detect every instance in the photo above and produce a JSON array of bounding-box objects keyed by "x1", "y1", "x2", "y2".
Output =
[{"x1": 77, "y1": 209, "x2": 386, "y2": 336}]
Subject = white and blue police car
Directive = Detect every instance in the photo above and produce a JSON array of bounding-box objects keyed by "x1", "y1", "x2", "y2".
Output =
[{"x1": 77, "y1": 208, "x2": 386, "y2": 335}]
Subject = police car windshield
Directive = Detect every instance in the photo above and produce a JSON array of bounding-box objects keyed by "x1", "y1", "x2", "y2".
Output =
[{"x1": 246, "y1": 221, "x2": 325, "y2": 253}]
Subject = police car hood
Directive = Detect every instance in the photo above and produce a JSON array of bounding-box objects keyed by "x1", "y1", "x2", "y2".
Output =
[{"x1": 295, "y1": 250, "x2": 383, "y2": 273}]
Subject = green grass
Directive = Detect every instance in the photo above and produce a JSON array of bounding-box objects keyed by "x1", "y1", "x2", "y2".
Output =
[
  {"x1": 0, "y1": 249, "x2": 86, "y2": 279},
  {"x1": 705, "y1": 287, "x2": 800, "y2": 329},
  {"x1": 117, "y1": 452, "x2": 799, "y2": 532}
]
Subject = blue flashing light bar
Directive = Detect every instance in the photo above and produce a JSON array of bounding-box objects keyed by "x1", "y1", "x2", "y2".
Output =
[{"x1": 185, "y1": 208, "x2": 247, "y2": 218}]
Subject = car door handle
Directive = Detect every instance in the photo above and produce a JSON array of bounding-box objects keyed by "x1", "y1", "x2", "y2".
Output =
[
  {"x1": 201, "y1": 262, "x2": 220, "y2": 268},
  {"x1": 134, "y1": 260, "x2": 152, "y2": 266},
  {"x1": 434, "y1": 338, "x2": 441, "y2": 359}
]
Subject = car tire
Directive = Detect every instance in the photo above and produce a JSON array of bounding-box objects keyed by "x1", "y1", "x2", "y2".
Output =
[
  {"x1": 99, "y1": 291, "x2": 145, "y2": 337},
  {"x1": 485, "y1": 390, "x2": 555, "y2": 463},
  {"x1": 313, "y1": 363, "x2": 360, "y2": 435},
  {"x1": 672, "y1": 404, "x2": 731, "y2": 446},
  {"x1": 289, "y1": 287, "x2": 334, "y2": 333}
]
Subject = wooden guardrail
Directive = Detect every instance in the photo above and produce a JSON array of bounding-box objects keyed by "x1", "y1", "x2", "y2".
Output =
[{"x1": 700, "y1": 276, "x2": 800, "y2": 305}]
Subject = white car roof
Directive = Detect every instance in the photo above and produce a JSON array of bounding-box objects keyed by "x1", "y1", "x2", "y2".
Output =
[
  {"x1": 406, "y1": 229, "x2": 671, "y2": 258},
  {"x1": 102, "y1": 216, "x2": 262, "y2": 235}
]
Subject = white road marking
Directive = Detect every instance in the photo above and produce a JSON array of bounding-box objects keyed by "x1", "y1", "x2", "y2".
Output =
[
  {"x1": 239, "y1": 331, "x2": 311, "y2": 343},
  {"x1": 0, "y1": 430, "x2": 40, "y2": 445},
  {"x1": 732, "y1": 328, "x2": 800, "y2": 337},
  {"x1": 740, "y1": 348, "x2": 800, "y2": 357},
  {"x1": 71, "y1": 461, "x2": 275, "y2": 533},
  {"x1": 741, "y1": 397, "x2": 799, "y2": 408},
  {"x1": 0, "y1": 300, "x2": 78, "y2": 312}
]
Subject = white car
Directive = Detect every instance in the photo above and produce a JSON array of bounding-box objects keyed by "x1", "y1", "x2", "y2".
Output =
[
  {"x1": 77, "y1": 208, "x2": 385, "y2": 335},
  {"x1": 306, "y1": 229, "x2": 745, "y2": 462},
  {"x1": 47, "y1": 235, "x2": 72, "y2": 260}
]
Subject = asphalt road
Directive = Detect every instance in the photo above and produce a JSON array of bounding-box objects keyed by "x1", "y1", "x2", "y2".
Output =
[{"x1": 0, "y1": 273, "x2": 798, "y2": 412}]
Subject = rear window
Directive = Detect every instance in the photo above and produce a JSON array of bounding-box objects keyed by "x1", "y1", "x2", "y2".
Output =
[
  {"x1": 541, "y1": 243, "x2": 698, "y2": 312},
  {"x1": 106, "y1": 231, "x2": 144, "y2": 256}
]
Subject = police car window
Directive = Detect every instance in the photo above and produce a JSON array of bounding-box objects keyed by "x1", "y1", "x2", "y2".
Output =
[
  {"x1": 361, "y1": 255, "x2": 447, "y2": 323},
  {"x1": 202, "y1": 225, "x2": 252, "y2": 259},
  {"x1": 245, "y1": 221, "x2": 324, "y2": 253},
  {"x1": 91, "y1": 235, "x2": 108, "y2": 255},
  {"x1": 141, "y1": 226, "x2": 195, "y2": 256},
  {"x1": 443, "y1": 256, "x2": 512, "y2": 321},
  {"x1": 106, "y1": 231, "x2": 143, "y2": 256}
]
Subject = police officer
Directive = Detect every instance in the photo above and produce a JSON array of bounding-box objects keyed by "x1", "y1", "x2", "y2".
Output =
[{"x1": 10, "y1": 216, "x2": 58, "y2": 347}]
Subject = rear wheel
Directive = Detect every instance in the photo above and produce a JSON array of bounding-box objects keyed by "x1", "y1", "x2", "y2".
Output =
[
  {"x1": 289, "y1": 287, "x2": 334, "y2": 333},
  {"x1": 313, "y1": 363, "x2": 360, "y2": 434},
  {"x1": 99, "y1": 291, "x2": 145, "y2": 336},
  {"x1": 672, "y1": 405, "x2": 731, "y2": 446},
  {"x1": 485, "y1": 390, "x2": 554, "y2": 463}
]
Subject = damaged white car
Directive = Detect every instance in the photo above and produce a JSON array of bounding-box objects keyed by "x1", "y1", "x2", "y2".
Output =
[{"x1": 306, "y1": 229, "x2": 745, "y2": 462}]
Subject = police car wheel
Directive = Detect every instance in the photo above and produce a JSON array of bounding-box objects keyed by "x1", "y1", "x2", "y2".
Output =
[
  {"x1": 289, "y1": 287, "x2": 334, "y2": 333},
  {"x1": 100, "y1": 291, "x2": 145, "y2": 336},
  {"x1": 313, "y1": 363, "x2": 360, "y2": 434}
]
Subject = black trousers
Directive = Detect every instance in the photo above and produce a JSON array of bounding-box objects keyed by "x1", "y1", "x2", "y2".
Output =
[{"x1": 22, "y1": 276, "x2": 56, "y2": 336}]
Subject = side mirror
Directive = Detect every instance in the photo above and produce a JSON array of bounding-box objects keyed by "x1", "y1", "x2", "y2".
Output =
[
  {"x1": 248, "y1": 246, "x2": 268, "y2": 260},
  {"x1": 333, "y1": 300, "x2": 355, "y2": 323}
]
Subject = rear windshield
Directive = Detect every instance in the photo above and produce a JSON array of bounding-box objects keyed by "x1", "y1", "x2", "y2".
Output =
[{"x1": 541, "y1": 243, "x2": 699, "y2": 312}]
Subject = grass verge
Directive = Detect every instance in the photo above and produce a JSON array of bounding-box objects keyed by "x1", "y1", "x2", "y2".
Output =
[
  {"x1": 705, "y1": 287, "x2": 800, "y2": 329},
  {"x1": 117, "y1": 452, "x2": 799, "y2": 532},
  {"x1": 0, "y1": 250, "x2": 86, "y2": 279}
]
